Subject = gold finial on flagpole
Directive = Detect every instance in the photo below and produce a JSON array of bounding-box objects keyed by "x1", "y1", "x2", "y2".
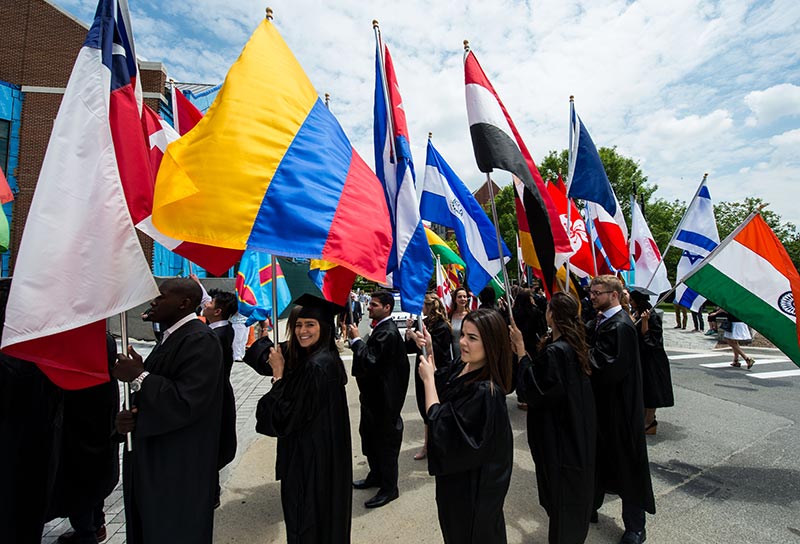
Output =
[
  {"x1": 265, "y1": 7, "x2": 273, "y2": 20},
  {"x1": 463, "y1": 39, "x2": 470, "y2": 51},
  {"x1": 372, "y1": 19, "x2": 379, "y2": 29}
]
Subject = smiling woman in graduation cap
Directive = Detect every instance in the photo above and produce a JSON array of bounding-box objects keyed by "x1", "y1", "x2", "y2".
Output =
[{"x1": 255, "y1": 293, "x2": 352, "y2": 543}]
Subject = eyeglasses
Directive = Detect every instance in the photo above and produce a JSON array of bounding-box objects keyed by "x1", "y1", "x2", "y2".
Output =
[{"x1": 589, "y1": 290, "x2": 613, "y2": 297}]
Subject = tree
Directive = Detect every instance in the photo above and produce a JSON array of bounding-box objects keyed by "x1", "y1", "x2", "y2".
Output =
[{"x1": 479, "y1": 184, "x2": 522, "y2": 282}]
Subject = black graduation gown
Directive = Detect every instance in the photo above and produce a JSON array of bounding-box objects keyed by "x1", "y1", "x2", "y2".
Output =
[
  {"x1": 213, "y1": 322, "x2": 238, "y2": 468},
  {"x1": 636, "y1": 311, "x2": 675, "y2": 409},
  {"x1": 255, "y1": 349, "x2": 352, "y2": 544},
  {"x1": 351, "y1": 318, "x2": 409, "y2": 490},
  {"x1": 0, "y1": 355, "x2": 63, "y2": 544},
  {"x1": 426, "y1": 362, "x2": 513, "y2": 544},
  {"x1": 47, "y1": 333, "x2": 120, "y2": 519},
  {"x1": 517, "y1": 340, "x2": 596, "y2": 544},
  {"x1": 587, "y1": 311, "x2": 656, "y2": 514},
  {"x1": 407, "y1": 317, "x2": 453, "y2": 419},
  {"x1": 123, "y1": 319, "x2": 224, "y2": 544}
]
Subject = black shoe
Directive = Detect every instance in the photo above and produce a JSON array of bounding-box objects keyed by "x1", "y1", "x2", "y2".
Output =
[
  {"x1": 619, "y1": 529, "x2": 646, "y2": 544},
  {"x1": 589, "y1": 510, "x2": 598, "y2": 523},
  {"x1": 353, "y1": 478, "x2": 379, "y2": 490},
  {"x1": 364, "y1": 488, "x2": 399, "y2": 508}
]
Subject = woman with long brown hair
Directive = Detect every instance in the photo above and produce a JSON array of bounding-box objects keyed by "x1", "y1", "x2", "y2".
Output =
[
  {"x1": 406, "y1": 293, "x2": 452, "y2": 460},
  {"x1": 512, "y1": 292, "x2": 596, "y2": 544},
  {"x1": 417, "y1": 308, "x2": 513, "y2": 543},
  {"x1": 447, "y1": 287, "x2": 470, "y2": 359}
]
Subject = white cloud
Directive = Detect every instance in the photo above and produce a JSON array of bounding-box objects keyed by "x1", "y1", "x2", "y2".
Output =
[
  {"x1": 49, "y1": 0, "x2": 800, "y2": 226},
  {"x1": 744, "y1": 83, "x2": 800, "y2": 127}
]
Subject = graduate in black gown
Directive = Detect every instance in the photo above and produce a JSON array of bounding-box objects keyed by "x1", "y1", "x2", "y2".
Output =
[
  {"x1": 513, "y1": 293, "x2": 596, "y2": 544},
  {"x1": 629, "y1": 290, "x2": 674, "y2": 436},
  {"x1": 416, "y1": 308, "x2": 513, "y2": 543},
  {"x1": 256, "y1": 294, "x2": 352, "y2": 543},
  {"x1": 406, "y1": 292, "x2": 453, "y2": 460},
  {"x1": 114, "y1": 278, "x2": 224, "y2": 544}
]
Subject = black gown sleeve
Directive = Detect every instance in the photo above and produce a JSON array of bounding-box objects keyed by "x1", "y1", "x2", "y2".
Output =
[
  {"x1": 517, "y1": 345, "x2": 567, "y2": 407},
  {"x1": 255, "y1": 356, "x2": 325, "y2": 437},
  {"x1": 351, "y1": 327, "x2": 392, "y2": 377},
  {"x1": 640, "y1": 313, "x2": 664, "y2": 349},
  {"x1": 426, "y1": 381, "x2": 499, "y2": 476},
  {"x1": 590, "y1": 320, "x2": 637, "y2": 386}
]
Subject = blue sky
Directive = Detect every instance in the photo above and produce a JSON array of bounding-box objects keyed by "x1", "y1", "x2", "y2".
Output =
[{"x1": 55, "y1": 0, "x2": 800, "y2": 226}]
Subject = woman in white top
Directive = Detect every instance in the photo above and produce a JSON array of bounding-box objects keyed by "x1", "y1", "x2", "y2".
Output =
[{"x1": 448, "y1": 287, "x2": 470, "y2": 359}]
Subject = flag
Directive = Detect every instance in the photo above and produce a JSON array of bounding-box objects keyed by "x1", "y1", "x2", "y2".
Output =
[
  {"x1": 567, "y1": 108, "x2": 629, "y2": 270},
  {"x1": 420, "y1": 139, "x2": 510, "y2": 294},
  {"x1": 152, "y1": 19, "x2": 392, "y2": 283},
  {"x1": 308, "y1": 259, "x2": 357, "y2": 306},
  {"x1": 630, "y1": 199, "x2": 671, "y2": 295},
  {"x1": 236, "y1": 251, "x2": 292, "y2": 327},
  {"x1": 683, "y1": 214, "x2": 800, "y2": 367},
  {"x1": 435, "y1": 262, "x2": 452, "y2": 313},
  {"x1": 464, "y1": 47, "x2": 572, "y2": 295},
  {"x1": 373, "y1": 35, "x2": 431, "y2": 314},
  {"x1": 425, "y1": 226, "x2": 466, "y2": 267},
  {"x1": 171, "y1": 85, "x2": 204, "y2": 136},
  {"x1": 516, "y1": 234, "x2": 525, "y2": 279},
  {"x1": 131, "y1": 105, "x2": 242, "y2": 275},
  {"x1": 547, "y1": 175, "x2": 594, "y2": 278},
  {"x1": 0, "y1": 166, "x2": 13, "y2": 252},
  {"x1": 1, "y1": 0, "x2": 159, "y2": 389},
  {"x1": 673, "y1": 179, "x2": 719, "y2": 311}
]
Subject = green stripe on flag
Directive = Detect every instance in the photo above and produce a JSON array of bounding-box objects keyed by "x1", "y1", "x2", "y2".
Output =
[{"x1": 685, "y1": 264, "x2": 800, "y2": 366}]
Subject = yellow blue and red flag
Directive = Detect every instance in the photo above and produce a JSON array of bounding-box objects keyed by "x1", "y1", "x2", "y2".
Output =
[
  {"x1": 236, "y1": 251, "x2": 292, "y2": 327},
  {"x1": 152, "y1": 19, "x2": 392, "y2": 282},
  {"x1": 308, "y1": 260, "x2": 357, "y2": 306}
]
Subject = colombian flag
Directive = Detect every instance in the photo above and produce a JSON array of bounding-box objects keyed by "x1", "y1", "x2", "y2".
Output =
[{"x1": 152, "y1": 19, "x2": 392, "y2": 282}]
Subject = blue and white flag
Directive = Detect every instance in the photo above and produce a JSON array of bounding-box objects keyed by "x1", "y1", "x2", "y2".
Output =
[
  {"x1": 420, "y1": 140, "x2": 511, "y2": 294},
  {"x1": 373, "y1": 34, "x2": 431, "y2": 313},
  {"x1": 673, "y1": 180, "x2": 719, "y2": 311}
]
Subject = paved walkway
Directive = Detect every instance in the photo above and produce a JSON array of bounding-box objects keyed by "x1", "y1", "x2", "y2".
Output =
[{"x1": 42, "y1": 321, "x2": 783, "y2": 543}]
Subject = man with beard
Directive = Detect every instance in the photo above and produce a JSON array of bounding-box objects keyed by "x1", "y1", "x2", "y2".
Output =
[
  {"x1": 113, "y1": 278, "x2": 223, "y2": 544},
  {"x1": 347, "y1": 290, "x2": 408, "y2": 509},
  {"x1": 586, "y1": 275, "x2": 655, "y2": 544}
]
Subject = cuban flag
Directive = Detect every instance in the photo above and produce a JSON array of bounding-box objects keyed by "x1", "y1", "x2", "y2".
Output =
[
  {"x1": 673, "y1": 179, "x2": 719, "y2": 311},
  {"x1": 567, "y1": 107, "x2": 630, "y2": 271},
  {"x1": 1, "y1": 0, "x2": 159, "y2": 389},
  {"x1": 374, "y1": 34, "x2": 431, "y2": 313},
  {"x1": 421, "y1": 138, "x2": 510, "y2": 294}
]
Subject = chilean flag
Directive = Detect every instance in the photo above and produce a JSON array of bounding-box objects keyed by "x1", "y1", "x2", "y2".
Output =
[
  {"x1": 374, "y1": 35, "x2": 431, "y2": 314},
  {"x1": 132, "y1": 105, "x2": 242, "y2": 276},
  {"x1": 567, "y1": 107, "x2": 630, "y2": 271},
  {"x1": 1, "y1": 0, "x2": 159, "y2": 389}
]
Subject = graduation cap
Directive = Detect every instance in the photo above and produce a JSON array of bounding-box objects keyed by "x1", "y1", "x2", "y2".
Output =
[{"x1": 294, "y1": 293, "x2": 344, "y2": 328}]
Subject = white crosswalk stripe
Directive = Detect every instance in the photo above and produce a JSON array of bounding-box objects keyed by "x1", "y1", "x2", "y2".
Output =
[
  {"x1": 748, "y1": 369, "x2": 800, "y2": 379},
  {"x1": 700, "y1": 358, "x2": 790, "y2": 368}
]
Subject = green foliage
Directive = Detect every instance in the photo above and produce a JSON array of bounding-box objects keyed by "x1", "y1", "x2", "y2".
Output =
[{"x1": 480, "y1": 184, "x2": 522, "y2": 282}]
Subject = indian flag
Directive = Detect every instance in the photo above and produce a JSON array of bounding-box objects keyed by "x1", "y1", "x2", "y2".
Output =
[{"x1": 682, "y1": 214, "x2": 800, "y2": 367}]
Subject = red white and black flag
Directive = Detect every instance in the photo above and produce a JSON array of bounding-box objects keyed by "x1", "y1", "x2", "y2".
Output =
[{"x1": 464, "y1": 47, "x2": 571, "y2": 295}]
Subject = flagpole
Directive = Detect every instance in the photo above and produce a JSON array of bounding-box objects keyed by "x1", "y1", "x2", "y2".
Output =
[
  {"x1": 565, "y1": 96, "x2": 574, "y2": 286},
  {"x1": 119, "y1": 313, "x2": 133, "y2": 451},
  {"x1": 651, "y1": 206, "x2": 763, "y2": 309},
  {"x1": 373, "y1": 20, "x2": 396, "y2": 161},
  {"x1": 484, "y1": 173, "x2": 514, "y2": 315},
  {"x1": 169, "y1": 78, "x2": 179, "y2": 135},
  {"x1": 642, "y1": 172, "x2": 708, "y2": 293},
  {"x1": 586, "y1": 203, "x2": 599, "y2": 276}
]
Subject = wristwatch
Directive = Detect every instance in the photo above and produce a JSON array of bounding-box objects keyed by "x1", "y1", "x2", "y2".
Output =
[{"x1": 130, "y1": 371, "x2": 150, "y2": 393}]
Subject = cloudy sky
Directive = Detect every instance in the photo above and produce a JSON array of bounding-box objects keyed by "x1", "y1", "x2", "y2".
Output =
[{"x1": 55, "y1": 0, "x2": 800, "y2": 226}]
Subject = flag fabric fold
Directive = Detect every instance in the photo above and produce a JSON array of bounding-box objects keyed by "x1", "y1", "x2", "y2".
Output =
[
  {"x1": 373, "y1": 36, "x2": 431, "y2": 313},
  {"x1": 567, "y1": 108, "x2": 629, "y2": 270},
  {"x1": 236, "y1": 251, "x2": 292, "y2": 327},
  {"x1": 1, "y1": 0, "x2": 159, "y2": 389},
  {"x1": 152, "y1": 20, "x2": 392, "y2": 283},
  {"x1": 630, "y1": 199, "x2": 671, "y2": 295},
  {"x1": 547, "y1": 175, "x2": 594, "y2": 278},
  {"x1": 0, "y1": 166, "x2": 13, "y2": 252},
  {"x1": 435, "y1": 262, "x2": 453, "y2": 313},
  {"x1": 308, "y1": 259, "x2": 357, "y2": 306},
  {"x1": 421, "y1": 139, "x2": 510, "y2": 294},
  {"x1": 683, "y1": 214, "x2": 800, "y2": 367},
  {"x1": 171, "y1": 85, "x2": 204, "y2": 136},
  {"x1": 464, "y1": 48, "x2": 571, "y2": 295},
  {"x1": 425, "y1": 227, "x2": 467, "y2": 269},
  {"x1": 673, "y1": 180, "x2": 719, "y2": 311}
]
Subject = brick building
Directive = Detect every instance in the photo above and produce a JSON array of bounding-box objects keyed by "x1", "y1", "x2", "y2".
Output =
[{"x1": 0, "y1": 0, "x2": 168, "y2": 275}]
